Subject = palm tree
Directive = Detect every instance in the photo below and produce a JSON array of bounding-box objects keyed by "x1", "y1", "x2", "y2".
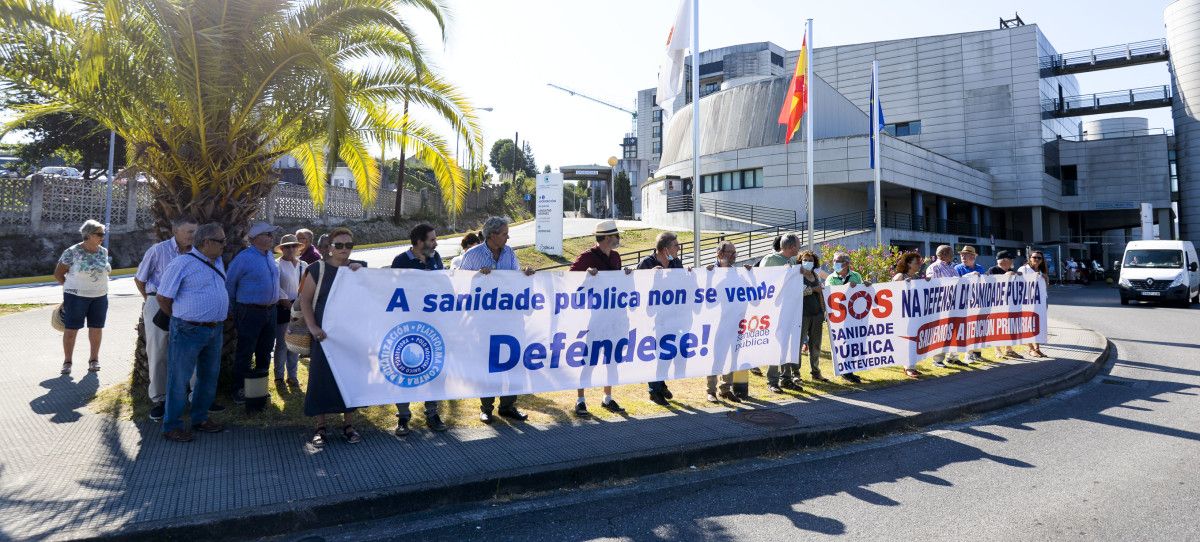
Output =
[
  {"x1": 0, "y1": 0, "x2": 482, "y2": 394},
  {"x1": 0, "y1": 0, "x2": 481, "y2": 236}
]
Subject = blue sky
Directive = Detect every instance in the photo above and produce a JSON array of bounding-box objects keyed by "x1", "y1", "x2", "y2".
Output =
[{"x1": 414, "y1": 0, "x2": 1176, "y2": 170}]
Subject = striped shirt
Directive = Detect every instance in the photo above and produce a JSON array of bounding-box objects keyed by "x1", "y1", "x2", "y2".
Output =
[
  {"x1": 925, "y1": 259, "x2": 959, "y2": 279},
  {"x1": 456, "y1": 242, "x2": 520, "y2": 271},
  {"x1": 135, "y1": 238, "x2": 189, "y2": 295},
  {"x1": 226, "y1": 246, "x2": 281, "y2": 305},
  {"x1": 157, "y1": 249, "x2": 229, "y2": 323}
]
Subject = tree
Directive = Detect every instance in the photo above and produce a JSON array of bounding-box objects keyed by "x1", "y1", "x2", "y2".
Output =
[
  {"x1": 4, "y1": 90, "x2": 126, "y2": 178},
  {"x1": 0, "y1": 0, "x2": 482, "y2": 240},
  {"x1": 0, "y1": 0, "x2": 482, "y2": 395},
  {"x1": 543, "y1": 164, "x2": 551, "y2": 174},
  {"x1": 614, "y1": 171, "x2": 632, "y2": 218},
  {"x1": 489, "y1": 138, "x2": 538, "y2": 180}
]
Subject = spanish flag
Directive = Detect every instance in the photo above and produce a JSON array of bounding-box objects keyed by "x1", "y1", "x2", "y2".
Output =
[{"x1": 778, "y1": 33, "x2": 808, "y2": 143}]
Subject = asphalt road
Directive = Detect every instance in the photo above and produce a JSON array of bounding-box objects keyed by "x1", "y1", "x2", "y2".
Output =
[{"x1": 278, "y1": 285, "x2": 1200, "y2": 542}]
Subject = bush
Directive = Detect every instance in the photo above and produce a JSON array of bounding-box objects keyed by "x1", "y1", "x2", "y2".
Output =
[{"x1": 818, "y1": 243, "x2": 902, "y2": 284}]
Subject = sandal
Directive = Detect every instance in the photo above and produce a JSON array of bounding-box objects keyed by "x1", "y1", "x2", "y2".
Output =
[
  {"x1": 342, "y1": 424, "x2": 362, "y2": 444},
  {"x1": 60, "y1": 360, "x2": 72, "y2": 375},
  {"x1": 310, "y1": 426, "x2": 328, "y2": 448},
  {"x1": 87, "y1": 359, "x2": 100, "y2": 372}
]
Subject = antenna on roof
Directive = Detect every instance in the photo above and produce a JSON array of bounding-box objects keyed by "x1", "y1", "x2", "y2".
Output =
[{"x1": 1000, "y1": 13, "x2": 1025, "y2": 29}]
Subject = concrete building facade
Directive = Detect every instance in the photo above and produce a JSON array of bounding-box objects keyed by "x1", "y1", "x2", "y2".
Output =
[{"x1": 632, "y1": 15, "x2": 1192, "y2": 266}]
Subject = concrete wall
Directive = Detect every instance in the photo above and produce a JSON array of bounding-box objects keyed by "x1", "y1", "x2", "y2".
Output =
[
  {"x1": 1055, "y1": 134, "x2": 1172, "y2": 211},
  {"x1": 1081, "y1": 117, "x2": 1150, "y2": 140},
  {"x1": 802, "y1": 25, "x2": 1054, "y2": 210},
  {"x1": 1168, "y1": 0, "x2": 1200, "y2": 239}
]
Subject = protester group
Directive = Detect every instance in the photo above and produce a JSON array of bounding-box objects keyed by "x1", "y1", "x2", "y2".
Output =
[{"x1": 51, "y1": 216, "x2": 1052, "y2": 446}]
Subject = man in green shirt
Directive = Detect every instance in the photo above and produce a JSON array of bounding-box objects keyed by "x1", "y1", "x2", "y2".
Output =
[
  {"x1": 760, "y1": 233, "x2": 801, "y2": 393},
  {"x1": 826, "y1": 251, "x2": 864, "y2": 384}
]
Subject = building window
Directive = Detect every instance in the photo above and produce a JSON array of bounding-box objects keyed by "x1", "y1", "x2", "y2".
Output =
[
  {"x1": 1062, "y1": 179, "x2": 1078, "y2": 196},
  {"x1": 700, "y1": 168, "x2": 764, "y2": 194},
  {"x1": 885, "y1": 120, "x2": 922, "y2": 137},
  {"x1": 652, "y1": 109, "x2": 662, "y2": 122},
  {"x1": 652, "y1": 124, "x2": 662, "y2": 138},
  {"x1": 771, "y1": 52, "x2": 784, "y2": 67},
  {"x1": 1060, "y1": 165, "x2": 1078, "y2": 196},
  {"x1": 701, "y1": 82, "x2": 721, "y2": 96},
  {"x1": 652, "y1": 141, "x2": 662, "y2": 155},
  {"x1": 699, "y1": 60, "x2": 723, "y2": 76}
]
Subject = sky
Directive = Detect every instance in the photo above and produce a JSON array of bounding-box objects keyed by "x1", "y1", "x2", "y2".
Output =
[
  {"x1": 412, "y1": 0, "x2": 1177, "y2": 171},
  {"x1": 5, "y1": 0, "x2": 1179, "y2": 173}
]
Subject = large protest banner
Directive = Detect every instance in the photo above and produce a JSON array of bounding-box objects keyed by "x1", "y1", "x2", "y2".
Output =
[
  {"x1": 823, "y1": 274, "x2": 1048, "y2": 375},
  {"x1": 320, "y1": 267, "x2": 805, "y2": 407}
]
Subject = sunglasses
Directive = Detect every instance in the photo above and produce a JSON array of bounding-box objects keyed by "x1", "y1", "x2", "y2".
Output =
[{"x1": 331, "y1": 242, "x2": 354, "y2": 250}]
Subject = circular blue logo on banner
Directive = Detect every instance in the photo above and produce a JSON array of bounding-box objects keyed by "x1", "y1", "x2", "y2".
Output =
[{"x1": 379, "y1": 321, "x2": 445, "y2": 388}]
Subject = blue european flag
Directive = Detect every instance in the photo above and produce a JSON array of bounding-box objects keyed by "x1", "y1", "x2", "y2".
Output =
[{"x1": 869, "y1": 71, "x2": 885, "y2": 169}]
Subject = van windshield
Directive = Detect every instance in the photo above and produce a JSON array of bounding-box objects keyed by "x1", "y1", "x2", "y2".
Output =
[{"x1": 1123, "y1": 249, "x2": 1183, "y2": 269}]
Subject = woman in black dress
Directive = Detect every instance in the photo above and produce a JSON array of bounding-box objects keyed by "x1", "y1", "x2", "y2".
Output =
[{"x1": 298, "y1": 227, "x2": 364, "y2": 447}]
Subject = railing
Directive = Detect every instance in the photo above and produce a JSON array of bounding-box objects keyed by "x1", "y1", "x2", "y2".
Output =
[
  {"x1": 538, "y1": 210, "x2": 875, "y2": 271},
  {"x1": 1043, "y1": 85, "x2": 1173, "y2": 116},
  {"x1": 879, "y1": 210, "x2": 1021, "y2": 240},
  {"x1": 1054, "y1": 127, "x2": 1173, "y2": 142},
  {"x1": 664, "y1": 194, "x2": 797, "y2": 226},
  {"x1": 1040, "y1": 38, "x2": 1168, "y2": 74}
]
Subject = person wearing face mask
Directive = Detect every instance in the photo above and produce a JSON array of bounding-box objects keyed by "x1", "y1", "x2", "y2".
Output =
[
  {"x1": 637, "y1": 231, "x2": 684, "y2": 405},
  {"x1": 797, "y1": 250, "x2": 830, "y2": 383},
  {"x1": 825, "y1": 251, "x2": 865, "y2": 384},
  {"x1": 760, "y1": 233, "x2": 802, "y2": 393},
  {"x1": 705, "y1": 241, "x2": 754, "y2": 402},
  {"x1": 569, "y1": 220, "x2": 631, "y2": 417},
  {"x1": 390, "y1": 224, "x2": 448, "y2": 435}
]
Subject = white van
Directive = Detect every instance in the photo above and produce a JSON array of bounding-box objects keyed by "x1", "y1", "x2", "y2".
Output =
[{"x1": 1118, "y1": 240, "x2": 1200, "y2": 306}]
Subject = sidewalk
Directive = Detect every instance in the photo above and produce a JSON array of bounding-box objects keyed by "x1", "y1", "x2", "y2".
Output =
[{"x1": 0, "y1": 297, "x2": 1108, "y2": 541}]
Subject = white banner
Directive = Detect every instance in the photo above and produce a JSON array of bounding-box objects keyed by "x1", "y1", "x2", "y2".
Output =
[
  {"x1": 824, "y1": 274, "x2": 1048, "y2": 375},
  {"x1": 535, "y1": 173, "x2": 563, "y2": 256},
  {"x1": 320, "y1": 266, "x2": 805, "y2": 407}
]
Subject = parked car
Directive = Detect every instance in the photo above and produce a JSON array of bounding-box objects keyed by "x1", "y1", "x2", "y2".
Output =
[
  {"x1": 1118, "y1": 240, "x2": 1200, "y2": 306},
  {"x1": 26, "y1": 166, "x2": 84, "y2": 180}
]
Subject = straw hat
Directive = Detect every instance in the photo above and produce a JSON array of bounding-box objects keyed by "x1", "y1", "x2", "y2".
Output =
[
  {"x1": 959, "y1": 245, "x2": 978, "y2": 256},
  {"x1": 50, "y1": 304, "x2": 65, "y2": 333},
  {"x1": 277, "y1": 234, "x2": 301, "y2": 248},
  {"x1": 594, "y1": 220, "x2": 619, "y2": 236}
]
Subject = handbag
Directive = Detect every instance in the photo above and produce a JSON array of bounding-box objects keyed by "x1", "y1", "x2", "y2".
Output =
[{"x1": 285, "y1": 261, "x2": 325, "y2": 356}]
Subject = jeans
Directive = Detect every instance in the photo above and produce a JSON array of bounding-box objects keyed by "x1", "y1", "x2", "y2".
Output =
[
  {"x1": 62, "y1": 292, "x2": 108, "y2": 329},
  {"x1": 163, "y1": 318, "x2": 222, "y2": 433},
  {"x1": 143, "y1": 296, "x2": 170, "y2": 403},
  {"x1": 766, "y1": 363, "x2": 799, "y2": 386},
  {"x1": 273, "y1": 322, "x2": 299, "y2": 380},
  {"x1": 801, "y1": 314, "x2": 825, "y2": 377},
  {"x1": 396, "y1": 401, "x2": 440, "y2": 420},
  {"x1": 233, "y1": 304, "x2": 275, "y2": 394},
  {"x1": 480, "y1": 396, "x2": 517, "y2": 413}
]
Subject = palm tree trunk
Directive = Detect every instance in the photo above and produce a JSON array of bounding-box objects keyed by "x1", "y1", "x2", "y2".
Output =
[{"x1": 392, "y1": 98, "x2": 409, "y2": 225}]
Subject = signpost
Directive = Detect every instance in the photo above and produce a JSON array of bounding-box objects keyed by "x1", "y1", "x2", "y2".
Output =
[{"x1": 536, "y1": 172, "x2": 564, "y2": 256}]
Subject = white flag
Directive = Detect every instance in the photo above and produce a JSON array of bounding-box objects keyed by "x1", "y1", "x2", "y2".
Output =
[{"x1": 655, "y1": 0, "x2": 691, "y2": 116}]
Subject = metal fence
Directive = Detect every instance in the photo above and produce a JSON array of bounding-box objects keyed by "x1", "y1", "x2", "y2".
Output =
[{"x1": 0, "y1": 175, "x2": 501, "y2": 235}]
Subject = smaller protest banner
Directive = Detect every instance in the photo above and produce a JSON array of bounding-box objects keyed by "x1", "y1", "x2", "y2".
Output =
[{"x1": 823, "y1": 274, "x2": 1048, "y2": 374}]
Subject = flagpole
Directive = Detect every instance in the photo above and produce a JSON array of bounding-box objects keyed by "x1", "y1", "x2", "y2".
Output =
[
  {"x1": 690, "y1": 0, "x2": 701, "y2": 267},
  {"x1": 805, "y1": 18, "x2": 815, "y2": 253},
  {"x1": 872, "y1": 60, "x2": 882, "y2": 246}
]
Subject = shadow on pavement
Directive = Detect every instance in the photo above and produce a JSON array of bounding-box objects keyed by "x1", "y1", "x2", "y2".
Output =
[{"x1": 28, "y1": 373, "x2": 99, "y2": 424}]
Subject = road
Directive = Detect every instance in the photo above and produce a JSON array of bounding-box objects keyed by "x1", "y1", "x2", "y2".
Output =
[
  {"x1": 0, "y1": 218, "x2": 650, "y2": 305},
  {"x1": 281, "y1": 285, "x2": 1200, "y2": 542}
]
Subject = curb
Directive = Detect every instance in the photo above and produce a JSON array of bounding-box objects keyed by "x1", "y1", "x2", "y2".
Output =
[{"x1": 84, "y1": 334, "x2": 1113, "y2": 542}]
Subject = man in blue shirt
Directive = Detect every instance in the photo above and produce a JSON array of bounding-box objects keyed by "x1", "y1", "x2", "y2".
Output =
[
  {"x1": 225, "y1": 221, "x2": 282, "y2": 405},
  {"x1": 457, "y1": 216, "x2": 535, "y2": 424},
  {"x1": 391, "y1": 224, "x2": 448, "y2": 435},
  {"x1": 953, "y1": 245, "x2": 986, "y2": 364},
  {"x1": 156, "y1": 223, "x2": 229, "y2": 442}
]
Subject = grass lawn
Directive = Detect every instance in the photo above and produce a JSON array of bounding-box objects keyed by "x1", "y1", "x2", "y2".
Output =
[
  {"x1": 90, "y1": 324, "x2": 1025, "y2": 433},
  {"x1": 0, "y1": 303, "x2": 49, "y2": 317}
]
